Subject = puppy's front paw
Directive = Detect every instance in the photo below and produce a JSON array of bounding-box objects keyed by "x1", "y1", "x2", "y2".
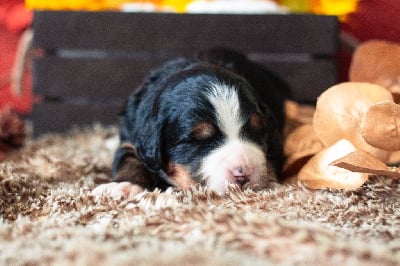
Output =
[{"x1": 91, "y1": 182, "x2": 144, "y2": 200}]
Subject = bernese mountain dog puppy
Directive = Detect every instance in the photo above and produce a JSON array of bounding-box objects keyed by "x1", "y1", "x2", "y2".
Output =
[{"x1": 99, "y1": 49, "x2": 290, "y2": 196}]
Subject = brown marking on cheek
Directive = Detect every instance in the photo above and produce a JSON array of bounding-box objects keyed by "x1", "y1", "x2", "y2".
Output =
[
  {"x1": 167, "y1": 163, "x2": 196, "y2": 189},
  {"x1": 191, "y1": 122, "x2": 215, "y2": 140},
  {"x1": 250, "y1": 113, "x2": 264, "y2": 131}
]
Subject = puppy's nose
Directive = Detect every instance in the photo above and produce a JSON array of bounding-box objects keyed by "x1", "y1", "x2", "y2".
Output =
[
  {"x1": 230, "y1": 166, "x2": 250, "y2": 186},
  {"x1": 231, "y1": 166, "x2": 246, "y2": 176}
]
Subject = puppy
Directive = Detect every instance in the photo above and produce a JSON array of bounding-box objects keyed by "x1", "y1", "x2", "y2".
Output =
[{"x1": 107, "y1": 49, "x2": 290, "y2": 195}]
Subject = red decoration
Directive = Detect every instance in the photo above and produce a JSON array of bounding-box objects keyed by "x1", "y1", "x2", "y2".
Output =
[{"x1": 0, "y1": 0, "x2": 33, "y2": 114}]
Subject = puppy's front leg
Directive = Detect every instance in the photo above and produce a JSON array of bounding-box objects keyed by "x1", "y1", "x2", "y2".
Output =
[
  {"x1": 112, "y1": 142, "x2": 154, "y2": 187},
  {"x1": 92, "y1": 143, "x2": 153, "y2": 200}
]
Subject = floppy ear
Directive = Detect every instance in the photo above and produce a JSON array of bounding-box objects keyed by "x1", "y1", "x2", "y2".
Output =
[{"x1": 135, "y1": 119, "x2": 164, "y2": 175}]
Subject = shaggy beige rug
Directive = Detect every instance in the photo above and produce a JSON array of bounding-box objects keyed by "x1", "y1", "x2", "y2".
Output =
[{"x1": 1, "y1": 125, "x2": 400, "y2": 265}]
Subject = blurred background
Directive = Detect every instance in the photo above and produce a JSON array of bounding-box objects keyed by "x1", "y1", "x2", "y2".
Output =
[{"x1": 1, "y1": 0, "x2": 399, "y2": 115}]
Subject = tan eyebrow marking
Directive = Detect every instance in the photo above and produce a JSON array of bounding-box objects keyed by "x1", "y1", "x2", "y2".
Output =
[
  {"x1": 191, "y1": 121, "x2": 216, "y2": 140},
  {"x1": 249, "y1": 113, "x2": 264, "y2": 131}
]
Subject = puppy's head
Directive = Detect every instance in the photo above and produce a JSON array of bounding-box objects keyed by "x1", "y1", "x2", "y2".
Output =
[{"x1": 137, "y1": 64, "x2": 281, "y2": 193}]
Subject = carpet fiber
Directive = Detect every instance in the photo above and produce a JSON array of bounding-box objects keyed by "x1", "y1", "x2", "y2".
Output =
[{"x1": 1, "y1": 125, "x2": 399, "y2": 265}]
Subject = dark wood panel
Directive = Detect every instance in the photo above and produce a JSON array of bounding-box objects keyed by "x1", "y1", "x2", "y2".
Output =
[
  {"x1": 33, "y1": 11, "x2": 338, "y2": 54},
  {"x1": 265, "y1": 61, "x2": 337, "y2": 102},
  {"x1": 32, "y1": 102, "x2": 122, "y2": 135},
  {"x1": 33, "y1": 57, "x2": 159, "y2": 100},
  {"x1": 31, "y1": 11, "x2": 339, "y2": 135},
  {"x1": 33, "y1": 57, "x2": 336, "y2": 102}
]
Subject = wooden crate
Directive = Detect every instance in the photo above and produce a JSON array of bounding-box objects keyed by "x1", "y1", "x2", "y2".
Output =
[{"x1": 32, "y1": 11, "x2": 338, "y2": 135}]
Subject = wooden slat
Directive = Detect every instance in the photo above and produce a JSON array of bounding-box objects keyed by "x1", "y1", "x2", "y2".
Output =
[
  {"x1": 33, "y1": 57, "x2": 159, "y2": 100},
  {"x1": 33, "y1": 11, "x2": 338, "y2": 55},
  {"x1": 33, "y1": 57, "x2": 336, "y2": 102},
  {"x1": 32, "y1": 102, "x2": 122, "y2": 135}
]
